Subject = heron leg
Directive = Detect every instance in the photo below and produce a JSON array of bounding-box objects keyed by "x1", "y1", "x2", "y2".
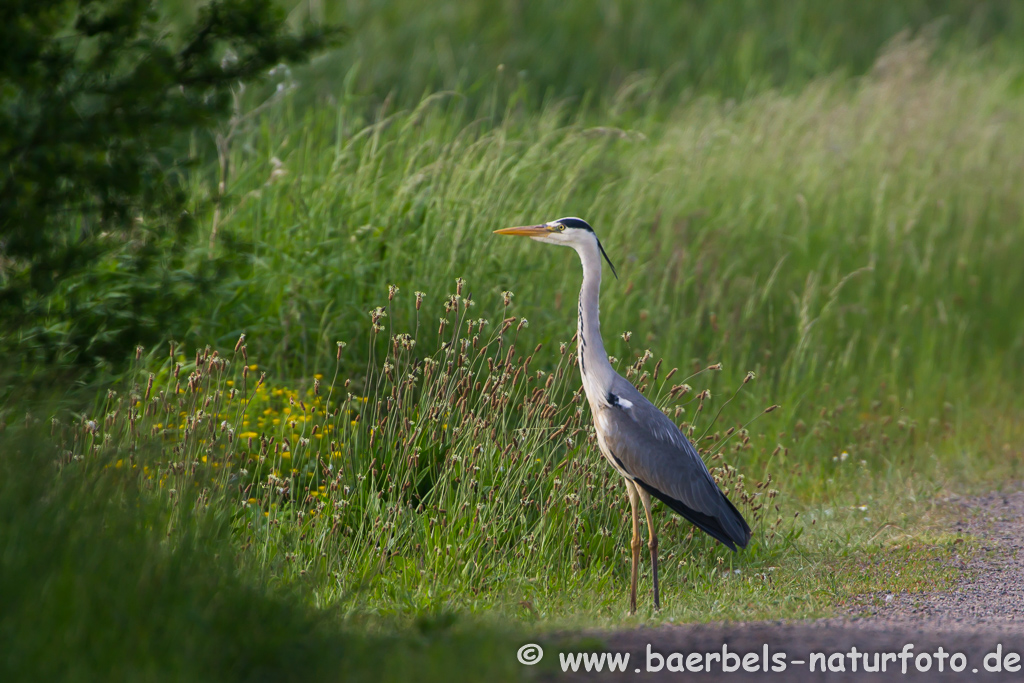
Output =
[
  {"x1": 625, "y1": 479, "x2": 641, "y2": 615},
  {"x1": 638, "y1": 488, "x2": 660, "y2": 610}
]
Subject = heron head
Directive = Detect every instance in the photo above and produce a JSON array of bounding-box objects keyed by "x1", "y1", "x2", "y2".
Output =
[{"x1": 494, "y1": 217, "x2": 617, "y2": 278}]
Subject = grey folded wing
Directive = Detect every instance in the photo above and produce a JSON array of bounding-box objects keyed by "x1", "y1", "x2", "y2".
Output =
[{"x1": 600, "y1": 375, "x2": 751, "y2": 549}]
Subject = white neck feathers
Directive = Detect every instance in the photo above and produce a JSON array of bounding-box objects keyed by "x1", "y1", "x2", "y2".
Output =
[{"x1": 574, "y1": 235, "x2": 616, "y2": 403}]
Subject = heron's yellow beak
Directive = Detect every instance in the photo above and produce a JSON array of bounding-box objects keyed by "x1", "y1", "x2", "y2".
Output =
[{"x1": 493, "y1": 225, "x2": 551, "y2": 237}]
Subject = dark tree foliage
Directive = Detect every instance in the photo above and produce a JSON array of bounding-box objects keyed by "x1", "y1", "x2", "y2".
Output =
[{"x1": 0, "y1": 0, "x2": 342, "y2": 375}]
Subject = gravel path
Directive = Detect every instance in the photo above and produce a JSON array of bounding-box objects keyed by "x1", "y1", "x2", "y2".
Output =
[{"x1": 556, "y1": 488, "x2": 1024, "y2": 681}]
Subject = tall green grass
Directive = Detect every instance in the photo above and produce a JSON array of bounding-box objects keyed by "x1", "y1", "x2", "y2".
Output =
[
  {"x1": 56, "y1": 281, "x2": 972, "y2": 624},
  {"x1": 197, "y1": 38, "x2": 1024, "y2": 408}
]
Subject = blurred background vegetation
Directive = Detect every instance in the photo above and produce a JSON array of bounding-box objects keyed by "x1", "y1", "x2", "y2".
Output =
[
  {"x1": 3, "y1": 0, "x2": 1024, "y2": 680},
  {"x1": 6, "y1": 0, "x2": 1024, "y2": 380},
  {"x1": 305, "y1": 0, "x2": 1024, "y2": 104}
]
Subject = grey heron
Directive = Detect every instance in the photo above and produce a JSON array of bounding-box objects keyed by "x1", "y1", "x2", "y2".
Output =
[{"x1": 495, "y1": 217, "x2": 751, "y2": 614}]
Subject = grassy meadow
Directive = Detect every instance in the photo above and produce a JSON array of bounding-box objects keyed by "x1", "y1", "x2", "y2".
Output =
[{"x1": 5, "y1": 2, "x2": 1024, "y2": 680}]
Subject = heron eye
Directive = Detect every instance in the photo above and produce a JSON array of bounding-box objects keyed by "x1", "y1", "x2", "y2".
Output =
[{"x1": 556, "y1": 224, "x2": 565, "y2": 232}]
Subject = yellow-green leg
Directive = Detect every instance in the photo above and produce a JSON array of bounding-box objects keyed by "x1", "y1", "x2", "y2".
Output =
[
  {"x1": 625, "y1": 479, "x2": 641, "y2": 615},
  {"x1": 638, "y1": 488, "x2": 660, "y2": 610}
]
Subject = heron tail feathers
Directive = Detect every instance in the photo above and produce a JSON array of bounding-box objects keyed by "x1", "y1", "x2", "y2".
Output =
[{"x1": 634, "y1": 479, "x2": 752, "y2": 551}]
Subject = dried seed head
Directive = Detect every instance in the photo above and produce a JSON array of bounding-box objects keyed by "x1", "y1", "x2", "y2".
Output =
[
  {"x1": 369, "y1": 307, "x2": 387, "y2": 333},
  {"x1": 388, "y1": 284, "x2": 399, "y2": 300},
  {"x1": 414, "y1": 291, "x2": 425, "y2": 310},
  {"x1": 501, "y1": 290, "x2": 514, "y2": 306},
  {"x1": 707, "y1": 362, "x2": 723, "y2": 371},
  {"x1": 336, "y1": 340, "x2": 346, "y2": 360},
  {"x1": 456, "y1": 277, "x2": 466, "y2": 295},
  {"x1": 764, "y1": 404, "x2": 781, "y2": 414},
  {"x1": 393, "y1": 333, "x2": 416, "y2": 351},
  {"x1": 621, "y1": 331, "x2": 632, "y2": 342},
  {"x1": 744, "y1": 371, "x2": 756, "y2": 384},
  {"x1": 234, "y1": 333, "x2": 246, "y2": 353}
]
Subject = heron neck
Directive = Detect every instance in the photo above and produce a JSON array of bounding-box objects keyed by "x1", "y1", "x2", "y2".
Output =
[{"x1": 575, "y1": 238, "x2": 615, "y2": 391}]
